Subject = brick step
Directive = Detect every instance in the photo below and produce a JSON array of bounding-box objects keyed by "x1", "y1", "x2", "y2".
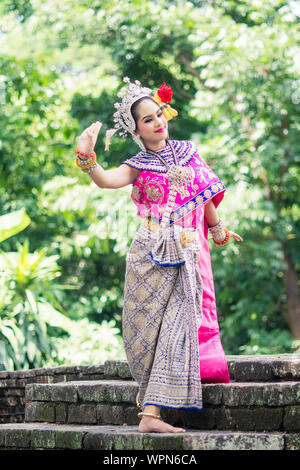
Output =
[
  {"x1": 0, "y1": 422, "x2": 298, "y2": 450},
  {"x1": 24, "y1": 380, "x2": 300, "y2": 432},
  {"x1": 105, "y1": 354, "x2": 300, "y2": 382},
  {"x1": 0, "y1": 355, "x2": 298, "y2": 388}
]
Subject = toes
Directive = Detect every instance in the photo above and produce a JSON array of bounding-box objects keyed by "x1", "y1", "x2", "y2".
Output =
[{"x1": 174, "y1": 428, "x2": 185, "y2": 433}]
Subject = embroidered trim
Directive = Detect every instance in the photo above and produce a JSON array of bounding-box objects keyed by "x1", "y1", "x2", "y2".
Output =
[
  {"x1": 144, "y1": 180, "x2": 164, "y2": 202},
  {"x1": 169, "y1": 181, "x2": 226, "y2": 225},
  {"x1": 122, "y1": 140, "x2": 198, "y2": 172},
  {"x1": 142, "y1": 402, "x2": 203, "y2": 411},
  {"x1": 149, "y1": 251, "x2": 186, "y2": 267},
  {"x1": 142, "y1": 180, "x2": 225, "y2": 226}
]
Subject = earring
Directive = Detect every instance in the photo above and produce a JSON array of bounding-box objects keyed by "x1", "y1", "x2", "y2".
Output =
[{"x1": 132, "y1": 133, "x2": 146, "y2": 151}]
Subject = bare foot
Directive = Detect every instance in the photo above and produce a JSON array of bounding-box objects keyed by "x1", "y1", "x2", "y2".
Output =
[{"x1": 138, "y1": 416, "x2": 185, "y2": 434}]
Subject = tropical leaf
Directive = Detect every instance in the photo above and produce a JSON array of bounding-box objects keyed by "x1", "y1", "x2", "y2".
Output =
[
  {"x1": 0, "y1": 209, "x2": 31, "y2": 243},
  {"x1": 37, "y1": 300, "x2": 74, "y2": 332}
]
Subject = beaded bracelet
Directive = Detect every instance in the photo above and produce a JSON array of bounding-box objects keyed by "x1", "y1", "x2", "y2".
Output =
[
  {"x1": 208, "y1": 219, "x2": 231, "y2": 246},
  {"x1": 76, "y1": 149, "x2": 95, "y2": 159},
  {"x1": 78, "y1": 155, "x2": 94, "y2": 165},
  {"x1": 213, "y1": 227, "x2": 231, "y2": 246},
  {"x1": 76, "y1": 152, "x2": 96, "y2": 169},
  {"x1": 81, "y1": 161, "x2": 99, "y2": 174}
]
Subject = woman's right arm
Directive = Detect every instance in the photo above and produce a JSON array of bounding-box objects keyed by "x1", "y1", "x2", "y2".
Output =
[
  {"x1": 88, "y1": 163, "x2": 141, "y2": 189},
  {"x1": 76, "y1": 121, "x2": 140, "y2": 189}
]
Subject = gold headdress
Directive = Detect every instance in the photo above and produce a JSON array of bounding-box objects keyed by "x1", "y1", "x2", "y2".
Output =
[{"x1": 105, "y1": 77, "x2": 178, "y2": 152}]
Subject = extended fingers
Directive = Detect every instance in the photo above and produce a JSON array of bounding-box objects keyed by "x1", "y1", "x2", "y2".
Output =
[
  {"x1": 87, "y1": 121, "x2": 102, "y2": 137},
  {"x1": 90, "y1": 121, "x2": 102, "y2": 131},
  {"x1": 229, "y1": 231, "x2": 244, "y2": 242}
]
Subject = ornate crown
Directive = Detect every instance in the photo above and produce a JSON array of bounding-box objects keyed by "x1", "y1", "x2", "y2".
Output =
[
  {"x1": 105, "y1": 76, "x2": 178, "y2": 151},
  {"x1": 114, "y1": 77, "x2": 152, "y2": 135}
]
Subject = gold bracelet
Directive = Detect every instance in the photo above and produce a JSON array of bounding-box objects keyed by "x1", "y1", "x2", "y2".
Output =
[
  {"x1": 76, "y1": 153, "x2": 96, "y2": 169},
  {"x1": 76, "y1": 152, "x2": 96, "y2": 169},
  {"x1": 213, "y1": 228, "x2": 231, "y2": 246},
  {"x1": 137, "y1": 412, "x2": 162, "y2": 421}
]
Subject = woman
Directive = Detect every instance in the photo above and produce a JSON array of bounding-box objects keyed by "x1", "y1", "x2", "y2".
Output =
[{"x1": 75, "y1": 78, "x2": 243, "y2": 434}]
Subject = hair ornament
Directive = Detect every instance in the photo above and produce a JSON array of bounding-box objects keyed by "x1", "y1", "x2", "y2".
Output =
[
  {"x1": 152, "y1": 83, "x2": 178, "y2": 121},
  {"x1": 105, "y1": 77, "x2": 178, "y2": 151}
]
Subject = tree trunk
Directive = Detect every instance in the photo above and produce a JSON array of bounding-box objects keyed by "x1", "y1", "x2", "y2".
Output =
[{"x1": 282, "y1": 248, "x2": 300, "y2": 339}]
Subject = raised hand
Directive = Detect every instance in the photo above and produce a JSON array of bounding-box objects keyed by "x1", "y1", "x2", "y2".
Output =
[{"x1": 76, "y1": 121, "x2": 102, "y2": 155}]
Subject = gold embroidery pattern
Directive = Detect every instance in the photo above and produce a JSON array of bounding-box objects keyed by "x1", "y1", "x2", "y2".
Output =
[
  {"x1": 196, "y1": 195, "x2": 204, "y2": 204},
  {"x1": 180, "y1": 206, "x2": 188, "y2": 216},
  {"x1": 145, "y1": 184, "x2": 163, "y2": 202},
  {"x1": 180, "y1": 231, "x2": 197, "y2": 248},
  {"x1": 132, "y1": 186, "x2": 140, "y2": 201},
  {"x1": 187, "y1": 166, "x2": 199, "y2": 195},
  {"x1": 143, "y1": 218, "x2": 161, "y2": 233},
  {"x1": 170, "y1": 181, "x2": 226, "y2": 225},
  {"x1": 143, "y1": 176, "x2": 165, "y2": 206},
  {"x1": 142, "y1": 219, "x2": 198, "y2": 248}
]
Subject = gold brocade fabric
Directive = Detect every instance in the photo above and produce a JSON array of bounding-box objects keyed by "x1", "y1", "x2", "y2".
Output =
[{"x1": 122, "y1": 223, "x2": 203, "y2": 410}]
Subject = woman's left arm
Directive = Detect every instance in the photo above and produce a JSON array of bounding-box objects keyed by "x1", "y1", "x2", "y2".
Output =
[{"x1": 204, "y1": 200, "x2": 244, "y2": 243}]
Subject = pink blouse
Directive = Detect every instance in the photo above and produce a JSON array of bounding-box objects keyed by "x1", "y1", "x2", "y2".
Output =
[{"x1": 129, "y1": 152, "x2": 226, "y2": 229}]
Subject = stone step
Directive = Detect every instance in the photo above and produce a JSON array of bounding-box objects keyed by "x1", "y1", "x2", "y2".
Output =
[
  {"x1": 24, "y1": 380, "x2": 300, "y2": 433},
  {"x1": 0, "y1": 422, "x2": 298, "y2": 450},
  {"x1": 104, "y1": 354, "x2": 300, "y2": 382}
]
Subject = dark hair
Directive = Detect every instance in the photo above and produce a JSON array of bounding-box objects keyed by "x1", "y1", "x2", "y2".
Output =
[{"x1": 130, "y1": 96, "x2": 160, "y2": 130}]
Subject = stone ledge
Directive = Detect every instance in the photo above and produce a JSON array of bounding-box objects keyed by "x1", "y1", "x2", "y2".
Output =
[
  {"x1": 24, "y1": 401, "x2": 300, "y2": 432},
  {"x1": 104, "y1": 355, "x2": 300, "y2": 382},
  {"x1": 25, "y1": 380, "x2": 300, "y2": 407},
  {"x1": 0, "y1": 364, "x2": 105, "y2": 384},
  {"x1": 0, "y1": 423, "x2": 296, "y2": 450},
  {"x1": 226, "y1": 355, "x2": 300, "y2": 382},
  {"x1": 23, "y1": 380, "x2": 300, "y2": 432},
  {"x1": 1, "y1": 355, "x2": 299, "y2": 425},
  {"x1": 1, "y1": 355, "x2": 299, "y2": 384}
]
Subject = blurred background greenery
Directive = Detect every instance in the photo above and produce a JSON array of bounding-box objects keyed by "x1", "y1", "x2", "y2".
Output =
[{"x1": 0, "y1": 0, "x2": 299, "y2": 370}]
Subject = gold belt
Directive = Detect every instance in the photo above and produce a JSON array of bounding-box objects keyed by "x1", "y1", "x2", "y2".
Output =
[
  {"x1": 143, "y1": 218, "x2": 161, "y2": 233},
  {"x1": 143, "y1": 218, "x2": 198, "y2": 248}
]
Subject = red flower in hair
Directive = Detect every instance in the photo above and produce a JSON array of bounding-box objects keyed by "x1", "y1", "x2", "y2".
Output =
[{"x1": 157, "y1": 83, "x2": 173, "y2": 103}]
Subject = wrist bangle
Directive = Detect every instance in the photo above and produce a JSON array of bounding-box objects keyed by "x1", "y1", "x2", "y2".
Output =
[
  {"x1": 208, "y1": 219, "x2": 231, "y2": 245},
  {"x1": 81, "y1": 161, "x2": 99, "y2": 174},
  {"x1": 76, "y1": 152, "x2": 96, "y2": 169},
  {"x1": 212, "y1": 228, "x2": 231, "y2": 246},
  {"x1": 76, "y1": 149, "x2": 95, "y2": 159}
]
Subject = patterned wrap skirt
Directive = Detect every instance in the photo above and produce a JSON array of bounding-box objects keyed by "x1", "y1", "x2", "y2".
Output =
[{"x1": 122, "y1": 220, "x2": 203, "y2": 411}]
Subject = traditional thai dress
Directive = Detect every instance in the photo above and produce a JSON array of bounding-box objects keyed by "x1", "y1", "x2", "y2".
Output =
[{"x1": 121, "y1": 139, "x2": 230, "y2": 412}]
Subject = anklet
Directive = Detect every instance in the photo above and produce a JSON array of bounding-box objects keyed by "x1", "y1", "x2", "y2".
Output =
[
  {"x1": 137, "y1": 412, "x2": 162, "y2": 421},
  {"x1": 136, "y1": 392, "x2": 141, "y2": 408}
]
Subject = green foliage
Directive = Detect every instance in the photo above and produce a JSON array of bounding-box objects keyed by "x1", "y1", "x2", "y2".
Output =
[
  {"x1": 0, "y1": 52, "x2": 79, "y2": 210},
  {"x1": 0, "y1": 0, "x2": 299, "y2": 368},
  {"x1": 0, "y1": 210, "x2": 61, "y2": 368},
  {"x1": 0, "y1": 208, "x2": 31, "y2": 243},
  {"x1": 0, "y1": 210, "x2": 126, "y2": 369},
  {"x1": 0, "y1": 233, "x2": 66, "y2": 369},
  {"x1": 44, "y1": 318, "x2": 126, "y2": 366}
]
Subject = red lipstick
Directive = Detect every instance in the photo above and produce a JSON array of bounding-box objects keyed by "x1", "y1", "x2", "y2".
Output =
[{"x1": 155, "y1": 128, "x2": 165, "y2": 133}]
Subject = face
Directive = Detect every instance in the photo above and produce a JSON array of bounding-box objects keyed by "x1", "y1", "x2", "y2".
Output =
[{"x1": 134, "y1": 99, "x2": 168, "y2": 149}]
